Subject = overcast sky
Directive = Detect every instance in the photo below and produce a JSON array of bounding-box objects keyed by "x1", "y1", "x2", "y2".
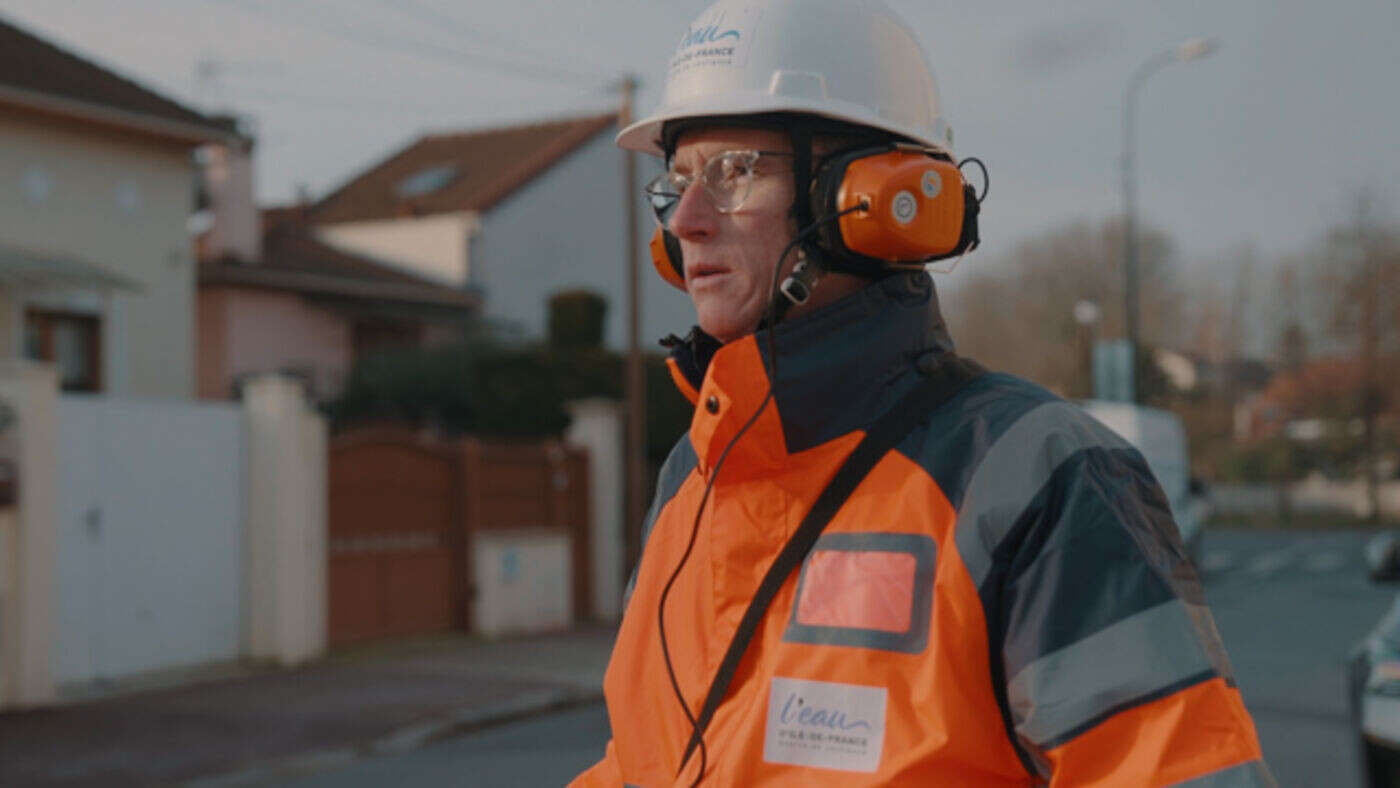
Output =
[{"x1": 3, "y1": 0, "x2": 1397, "y2": 271}]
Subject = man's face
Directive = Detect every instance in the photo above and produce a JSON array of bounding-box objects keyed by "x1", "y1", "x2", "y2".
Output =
[{"x1": 667, "y1": 127, "x2": 797, "y2": 344}]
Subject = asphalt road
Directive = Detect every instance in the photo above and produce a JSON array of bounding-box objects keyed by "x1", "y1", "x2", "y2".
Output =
[
  {"x1": 1200, "y1": 529, "x2": 1396, "y2": 787},
  {"x1": 272, "y1": 529, "x2": 1396, "y2": 787}
]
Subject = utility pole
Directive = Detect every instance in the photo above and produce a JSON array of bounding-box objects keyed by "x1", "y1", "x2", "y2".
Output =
[{"x1": 619, "y1": 74, "x2": 647, "y2": 577}]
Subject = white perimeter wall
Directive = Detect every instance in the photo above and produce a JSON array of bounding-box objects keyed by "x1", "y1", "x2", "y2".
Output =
[
  {"x1": 474, "y1": 133, "x2": 694, "y2": 350},
  {"x1": 54, "y1": 395, "x2": 243, "y2": 685},
  {"x1": 472, "y1": 528, "x2": 571, "y2": 638}
]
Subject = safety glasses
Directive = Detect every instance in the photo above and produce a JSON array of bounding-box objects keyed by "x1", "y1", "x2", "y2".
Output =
[{"x1": 643, "y1": 149, "x2": 794, "y2": 226}]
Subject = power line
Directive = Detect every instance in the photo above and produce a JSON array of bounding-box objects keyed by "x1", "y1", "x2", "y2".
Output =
[
  {"x1": 375, "y1": 0, "x2": 609, "y2": 77},
  {"x1": 199, "y1": 61, "x2": 617, "y2": 120},
  {"x1": 215, "y1": 81, "x2": 490, "y2": 114},
  {"x1": 208, "y1": 0, "x2": 606, "y2": 88}
]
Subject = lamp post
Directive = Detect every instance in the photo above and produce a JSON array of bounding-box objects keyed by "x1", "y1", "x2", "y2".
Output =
[
  {"x1": 1122, "y1": 36, "x2": 1217, "y2": 403},
  {"x1": 1074, "y1": 299, "x2": 1101, "y2": 400}
]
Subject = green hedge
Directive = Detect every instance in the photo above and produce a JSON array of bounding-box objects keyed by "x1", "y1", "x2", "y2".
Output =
[
  {"x1": 330, "y1": 340, "x2": 691, "y2": 464},
  {"x1": 548, "y1": 290, "x2": 609, "y2": 348}
]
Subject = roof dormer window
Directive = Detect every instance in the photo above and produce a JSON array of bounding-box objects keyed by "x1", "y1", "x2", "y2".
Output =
[{"x1": 394, "y1": 164, "x2": 459, "y2": 200}]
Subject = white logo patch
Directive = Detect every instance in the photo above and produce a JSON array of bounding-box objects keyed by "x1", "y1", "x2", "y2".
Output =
[
  {"x1": 764, "y1": 677, "x2": 887, "y2": 773},
  {"x1": 668, "y1": 7, "x2": 762, "y2": 78}
]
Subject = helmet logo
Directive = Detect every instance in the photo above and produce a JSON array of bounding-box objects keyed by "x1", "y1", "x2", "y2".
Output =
[
  {"x1": 678, "y1": 13, "x2": 741, "y2": 48},
  {"x1": 670, "y1": 8, "x2": 761, "y2": 76}
]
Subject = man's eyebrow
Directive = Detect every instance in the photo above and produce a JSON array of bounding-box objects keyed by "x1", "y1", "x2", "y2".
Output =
[{"x1": 668, "y1": 155, "x2": 702, "y2": 175}]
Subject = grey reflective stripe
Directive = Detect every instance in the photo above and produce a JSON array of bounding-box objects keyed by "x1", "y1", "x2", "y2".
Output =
[
  {"x1": 623, "y1": 437, "x2": 698, "y2": 606},
  {"x1": 782, "y1": 532, "x2": 937, "y2": 653},
  {"x1": 1169, "y1": 759, "x2": 1277, "y2": 788},
  {"x1": 954, "y1": 401, "x2": 1131, "y2": 589},
  {"x1": 1183, "y1": 593, "x2": 1239, "y2": 683},
  {"x1": 1008, "y1": 599, "x2": 1219, "y2": 748},
  {"x1": 641, "y1": 436, "x2": 698, "y2": 550}
]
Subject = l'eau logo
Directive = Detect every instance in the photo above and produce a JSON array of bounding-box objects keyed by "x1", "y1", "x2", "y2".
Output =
[
  {"x1": 779, "y1": 692, "x2": 873, "y2": 731},
  {"x1": 678, "y1": 13, "x2": 741, "y2": 49}
]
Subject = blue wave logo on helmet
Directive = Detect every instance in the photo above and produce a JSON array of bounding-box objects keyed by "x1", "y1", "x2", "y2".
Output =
[{"x1": 678, "y1": 13, "x2": 741, "y2": 49}]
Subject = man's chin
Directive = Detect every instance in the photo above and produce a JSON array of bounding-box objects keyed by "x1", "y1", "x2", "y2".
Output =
[{"x1": 696, "y1": 314, "x2": 757, "y2": 345}]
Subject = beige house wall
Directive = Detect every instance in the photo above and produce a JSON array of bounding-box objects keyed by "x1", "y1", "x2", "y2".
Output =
[
  {"x1": 0, "y1": 114, "x2": 198, "y2": 397},
  {"x1": 315, "y1": 211, "x2": 478, "y2": 288},
  {"x1": 201, "y1": 285, "x2": 352, "y2": 402}
]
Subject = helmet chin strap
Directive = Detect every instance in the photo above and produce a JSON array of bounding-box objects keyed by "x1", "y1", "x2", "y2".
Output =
[
  {"x1": 770, "y1": 122, "x2": 892, "y2": 326},
  {"x1": 768, "y1": 123, "x2": 828, "y2": 326}
]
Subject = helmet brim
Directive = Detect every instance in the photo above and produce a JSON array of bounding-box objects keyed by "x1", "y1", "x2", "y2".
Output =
[{"x1": 616, "y1": 91, "x2": 951, "y2": 158}]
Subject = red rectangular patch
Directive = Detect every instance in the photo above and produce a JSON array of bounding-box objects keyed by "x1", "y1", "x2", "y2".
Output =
[{"x1": 794, "y1": 549, "x2": 916, "y2": 633}]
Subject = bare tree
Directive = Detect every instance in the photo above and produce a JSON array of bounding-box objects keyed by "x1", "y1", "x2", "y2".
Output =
[
  {"x1": 946, "y1": 217, "x2": 1180, "y2": 398},
  {"x1": 1275, "y1": 261, "x2": 1308, "y2": 375},
  {"x1": 1319, "y1": 189, "x2": 1400, "y2": 522}
]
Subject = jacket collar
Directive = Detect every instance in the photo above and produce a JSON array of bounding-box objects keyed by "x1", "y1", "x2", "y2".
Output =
[{"x1": 671, "y1": 272, "x2": 955, "y2": 473}]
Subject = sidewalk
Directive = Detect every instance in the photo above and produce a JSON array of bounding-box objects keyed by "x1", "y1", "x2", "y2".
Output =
[{"x1": 0, "y1": 624, "x2": 617, "y2": 787}]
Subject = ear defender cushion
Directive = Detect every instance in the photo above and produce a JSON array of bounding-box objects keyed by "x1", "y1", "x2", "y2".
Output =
[
  {"x1": 649, "y1": 227, "x2": 687, "y2": 290},
  {"x1": 815, "y1": 148, "x2": 970, "y2": 265}
]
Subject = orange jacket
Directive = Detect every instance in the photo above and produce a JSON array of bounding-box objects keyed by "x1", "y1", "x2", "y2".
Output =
[{"x1": 574, "y1": 274, "x2": 1272, "y2": 787}]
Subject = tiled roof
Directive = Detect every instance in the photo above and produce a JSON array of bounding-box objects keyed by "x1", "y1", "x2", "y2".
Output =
[
  {"x1": 0, "y1": 243, "x2": 141, "y2": 291},
  {"x1": 0, "y1": 15, "x2": 232, "y2": 142},
  {"x1": 311, "y1": 113, "x2": 617, "y2": 223},
  {"x1": 198, "y1": 212, "x2": 478, "y2": 309}
]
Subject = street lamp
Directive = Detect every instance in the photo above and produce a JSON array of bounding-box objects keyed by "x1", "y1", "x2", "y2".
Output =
[
  {"x1": 1122, "y1": 36, "x2": 1218, "y2": 403},
  {"x1": 1074, "y1": 300, "x2": 1101, "y2": 400}
]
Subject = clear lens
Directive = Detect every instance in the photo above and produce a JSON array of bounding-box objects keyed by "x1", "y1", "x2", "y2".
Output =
[
  {"x1": 702, "y1": 151, "x2": 757, "y2": 213},
  {"x1": 644, "y1": 172, "x2": 682, "y2": 225},
  {"x1": 641, "y1": 150, "x2": 775, "y2": 226}
]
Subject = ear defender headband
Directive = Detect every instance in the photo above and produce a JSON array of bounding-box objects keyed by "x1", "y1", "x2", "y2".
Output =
[{"x1": 647, "y1": 143, "x2": 984, "y2": 291}]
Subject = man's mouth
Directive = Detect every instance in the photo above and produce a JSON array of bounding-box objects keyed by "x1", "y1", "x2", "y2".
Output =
[{"x1": 686, "y1": 262, "x2": 729, "y2": 283}]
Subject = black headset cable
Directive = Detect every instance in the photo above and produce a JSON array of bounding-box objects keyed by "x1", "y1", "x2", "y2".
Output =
[{"x1": 656, "y1": 205, "x2": 865, "y2": 786}]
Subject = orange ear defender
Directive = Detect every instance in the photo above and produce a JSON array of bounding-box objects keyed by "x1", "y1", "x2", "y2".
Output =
[
  {"x1": 647, "y1": 146, "x2": 983, "y2": 291},
  {"x1": 812, "y1": 145, "x2": 981, "y2": 269},
  {"x1": 649, "y1": 225, "x2": 687, "y2": 290}
]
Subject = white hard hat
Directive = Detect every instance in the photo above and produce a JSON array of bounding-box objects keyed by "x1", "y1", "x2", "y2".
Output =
[{"x1": 617, "y1": 0, "x2": 953, "y2": 158}]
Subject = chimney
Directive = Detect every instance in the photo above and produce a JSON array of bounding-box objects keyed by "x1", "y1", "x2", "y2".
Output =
[{"x1": 196, "y1": 115, "x2": 260, "y2": 263}]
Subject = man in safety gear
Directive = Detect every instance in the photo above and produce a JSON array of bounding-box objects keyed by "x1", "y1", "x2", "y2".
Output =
[{"x1": 574, "y1": 0, "x2": 1273, "y2": 785}]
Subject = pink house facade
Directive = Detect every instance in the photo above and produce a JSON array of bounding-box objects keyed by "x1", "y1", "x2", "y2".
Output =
[{"x1": 197, "y1": 213, "x2": 476, "y2": 402}]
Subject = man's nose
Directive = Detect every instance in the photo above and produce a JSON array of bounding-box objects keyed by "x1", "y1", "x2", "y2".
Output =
[{"x1": 667, "y1": 179, "x2": 718, "y2": 241}]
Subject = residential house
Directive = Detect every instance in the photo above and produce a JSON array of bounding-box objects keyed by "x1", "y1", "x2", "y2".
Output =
[
  {"x1": 1234, "y1": 356, "x2": 1371, "y2": 442},
  {"x1": 197, "y1": 205, "x2": 479, "y2": 403},
  {"x1": 0, "y1": 17, "x2": 239, "y2": 396},
  {"x1": 306, "y1": 113, "x2": 693, "y2": 350}
]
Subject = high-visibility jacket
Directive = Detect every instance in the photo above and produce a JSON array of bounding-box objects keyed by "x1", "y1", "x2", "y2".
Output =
[{"x1": 573, "y1": 273, "x2": 1272, "y2": 787}]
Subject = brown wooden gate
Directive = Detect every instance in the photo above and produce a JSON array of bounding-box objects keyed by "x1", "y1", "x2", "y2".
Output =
[
  {"x1": 461, "y1": 440, "x2": 592, "y2": 623},
  {"x1": 328, "y1": 430, "x2": 591, "y2": 646},
  {"x1": 328, "y1": 432, "x2": 465, "y2": 645}
]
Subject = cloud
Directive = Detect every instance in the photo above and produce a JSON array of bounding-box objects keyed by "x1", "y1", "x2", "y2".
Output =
[{"x1": 1010, "y1": 18, "x2": 1120, "y2": 76}]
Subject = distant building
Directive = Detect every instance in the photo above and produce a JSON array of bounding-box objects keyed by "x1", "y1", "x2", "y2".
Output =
[
  {"x1": 1233, "y1": 356, "x2": 1371, "y2": 442},
  {"x1": 305, "y1": 114, "x2": 692, "y2": 350},
  {"x1": 196, "y1": 207, "x2": 478, "y2": 402},
  {"x1": 0, "y1": 17, "x2": 239, "y2": 395}
]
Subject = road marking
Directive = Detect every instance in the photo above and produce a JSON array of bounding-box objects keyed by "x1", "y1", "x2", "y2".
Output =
[
  {"x1": 1302, "y1": 551, "x2": 1347, "y2": 573},
  {"x1": 1245, "y1": 549, "x2": 1295, "y2": 578},
  {"x1": 1201, "y1": 550, "x2": 1234, "y2": 573}
]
